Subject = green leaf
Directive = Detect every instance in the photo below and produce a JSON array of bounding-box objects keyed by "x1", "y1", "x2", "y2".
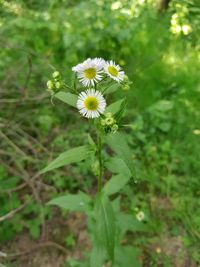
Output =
[
  {"x1": 105, "y1": 99, "x2": 125, "y2": 115},
  {"x1": 103, "y1": 174, "x2": 130, "y2": 196},
  {"x1": 90, "y1": 244, "x2": 106, "y2": 267},
  {"x1": 106, "y1": 133, "x2": 136, "y2": 178},
  {"x1": 106, "y1": 157, "x2": 131, "y2": 177},
  {"x1": 47, "y1": 192, "x2": 91, "y2": 212},
  {"x1": 55, "y1": 91, "x2": 77, "y2": 107},
  {"x1": 104, "y1": 83, "x2": 121, "y2": 95},
  {"x1": 117, "y1": 213, "x2": 147, "y2": 237},
  {"x1": 40, "y1": 146, "x2": 89, "y2": 174},
  {"x1": 114, "y1": 98, "x2": 127, "y2": 121},
  {"x1": 115, "y1": 246, "x2": 141, "y2": 267},
  {"x1": 151, "y1": 100, "x2": 173, "y2": 112},
  {"x1": 95, "y1": 193, "x2": 116, "y2": 262}
]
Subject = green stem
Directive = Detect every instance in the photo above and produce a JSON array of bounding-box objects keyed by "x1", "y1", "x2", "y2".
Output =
[{"x1": 97, "y1": 126, "x2": 103, "y2": 193}]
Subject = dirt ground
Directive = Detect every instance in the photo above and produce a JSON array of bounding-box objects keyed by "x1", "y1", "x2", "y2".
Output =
[{"x1": 0, "y1": 211, "x2": 197, "y2": 267}]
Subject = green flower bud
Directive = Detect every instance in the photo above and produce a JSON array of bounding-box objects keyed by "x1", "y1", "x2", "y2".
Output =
[
  {"x1": 111, "y1": 124, "x2": 118, "y2": 133},
  {"x1": 101, "y1": 119, "x2": 106, "y2": 126},
  {"x1": 124, "y1": 75, "x2": 129, "y2": 82},
  {"x1": 105, "y1": 117, "x2": 115, "y2": 126},
  {"x1": 55, "y1": 81, "x2": 61, "y2": 89},
  {"x1": 52, "y1": 71, "x2": 60, "y2": 80},
  {"x1": 47, "y1": 80, "x2": 54, "y2": 90},
  {"x1": 122, "y1": 84, "x2": 130, "y2": 91}
]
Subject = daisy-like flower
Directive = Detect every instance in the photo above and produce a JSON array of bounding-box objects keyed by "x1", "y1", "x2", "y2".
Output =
[
  {"x1": 72, "y1": 58, "x2": 105, "y2": 87},
  {"x1": 77, "y1": 89, "x2": 106, "y2": 119},
  {"x1": 104, "y1": 60, "x2": 124, "y2": 82}
]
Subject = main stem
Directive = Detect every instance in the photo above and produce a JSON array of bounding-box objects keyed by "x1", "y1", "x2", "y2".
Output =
[{"x1": 97, "y1": 129, "x2": 103, "y2": 193}]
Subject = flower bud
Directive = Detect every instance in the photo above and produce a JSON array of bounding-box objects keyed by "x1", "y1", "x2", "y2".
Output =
[
  {"x1": 101, "y1": 119, "x2": 106, "y2": 126},
  {"x1": 111, "y1": 124, "x2": 118, "y2": 133},
  {"x1": 55, "y1": 81, "x2": 61, "y2": 89},
  {"x1": 47, "y1": 80, "x2": 54, "y2": 90},
  {"x1": 124, "y1": 75, "x2": 129, "y2": 82},
  {"x1": 136, "y1": 211, "x2": 145, "y2": 221},
  {"x1": 122, "y1": 84, "x2": 130, "y2": 91},
  {"x1": 52, "y1": 71, "x2": 60, "y2": 80},
  {"x1": 105, "y1": 117, "x2": 115, "y2": 126}
]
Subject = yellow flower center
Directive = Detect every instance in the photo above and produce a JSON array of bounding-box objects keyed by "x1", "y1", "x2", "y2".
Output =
[
  {"x1": 108, "y1": 66, "x2": 118, "y2": 77},
  {"x1": 84, "y1": 68, "x2": 96, "y2": 79},
  {"x1": 84, "y1": 96, "x2": 98, "y2": 110}
]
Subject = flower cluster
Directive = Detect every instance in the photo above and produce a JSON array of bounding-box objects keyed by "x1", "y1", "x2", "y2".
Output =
[
  {"x1": 47, "y1": 58, "x2": 128, "y2": 120},
  {"x1": 72, "y1": 58, "x2": 124, "y2": 87},
  {"x1": 101, "y1": 113, "x2": 118, "y2": 134},
  {"x1": 47, "y1": 71, "x2": 62, "y2": 94},
  {"x1": 73, "y1": 58, "x2": 125, "y2": 119}
]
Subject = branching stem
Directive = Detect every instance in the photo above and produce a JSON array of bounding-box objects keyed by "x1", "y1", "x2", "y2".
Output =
[{"x1": 97, "y1": 124, "x2": 103, "y2": 193}]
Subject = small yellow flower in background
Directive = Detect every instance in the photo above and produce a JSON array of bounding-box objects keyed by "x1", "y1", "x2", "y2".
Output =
[
  {"x1": 156, "y1": 247, "x2": 161, "y2": 254},
  {"x1": 182, "y1": 24, "x2": 192, "y2": 35},
  {"x1": 77, "y1": 89, "x2": 106, "y2": 119},
  {"x1": 193, "y1": 129, "x2": 200, "y2": 135},
  {"x1": 136, "y1": 211, "x2": 145, "y2": 221},
  {"x1": 104, "y1": 60, "x2": 124, "y2": 82},
  {"x1": 72, "y1": 58, "x2": 105, "y2": 87}
]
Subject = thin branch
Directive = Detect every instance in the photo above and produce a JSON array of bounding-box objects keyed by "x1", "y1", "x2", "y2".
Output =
[
  {"x1": 0, "y1": 241, "x2": 68, "y2": 259},
  {"x1": 0, "y1": 130, "x2": 32, "y2": 160},
  {"x1": 0, "y1": 94, "x2": 48, "y2": 103},
  {"x1": 0, "y1": 204, "x2": 26, "y2": 223}
]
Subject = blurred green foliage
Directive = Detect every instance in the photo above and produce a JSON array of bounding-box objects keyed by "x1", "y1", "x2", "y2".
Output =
[{"x1": 0, "y1": 0, "x2": 200, "y2": 266}]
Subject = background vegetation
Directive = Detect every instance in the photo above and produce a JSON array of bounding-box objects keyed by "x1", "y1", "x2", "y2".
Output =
[{"x1": 0, "y1": 0, "x2": 200, "y2": 266}]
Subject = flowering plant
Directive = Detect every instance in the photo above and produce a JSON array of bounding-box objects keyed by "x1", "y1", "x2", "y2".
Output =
[{"x1": 44, "y1": 58, "x2": 136, "y2": 266}]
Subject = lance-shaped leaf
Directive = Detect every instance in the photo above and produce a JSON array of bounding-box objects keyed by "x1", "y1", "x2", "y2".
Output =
[
  {"x1": 115, "y1": 245, "x2": 141, "y2": 267},
  {"x1": 40, "y1": 146, "x2": 89, "y2": 174},
  {"x1": 47, "y1": 192, "x2": 91, "y2": 213},
  {"x1": 103, "y1": 174, "x2": 130, "y2": 196},
  {"x1": 90, "y1": 244, "x2": 106, "y2": 267},
  {"x1": 95, "y1": 193, "x2": 116, "y2": 262},
  {"x1": 106, "y1": 133, "x2": 136, "y2": 178},
  {"x1": 104, "y1": 83, "x2": 121, "y2": 95},
  {"x1": 55, "y1": 91, "x2": 77, "y2": 107},
  {"x1": 105, "y1": 98, "x2": 125, "y2": 115},
  {"x1": 105, "y1": 157, "x2": 131, "y2": 177}
]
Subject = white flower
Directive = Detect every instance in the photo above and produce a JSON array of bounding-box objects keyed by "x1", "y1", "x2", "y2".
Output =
[
  {"x1": 104, "y1": 60, "x2": 124, "y2": 82},
  {"x1": 136, "y1": 211, "x2": 145, "y2": 221},
  {"x1": 77, "y1": 89, "x2": 106, "y2": 119},
  {"x1": 72, "y1": 58, "x2": 105, "y2": 87}
]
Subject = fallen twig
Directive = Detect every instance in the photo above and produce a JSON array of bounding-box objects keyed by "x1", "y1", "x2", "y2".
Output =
[
  {"x1": 0, "y1": 204, "x2": 26, "y2": 223},
  {"x1": 0, "y1": 241, "x2": 68, "y2": 259}
]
